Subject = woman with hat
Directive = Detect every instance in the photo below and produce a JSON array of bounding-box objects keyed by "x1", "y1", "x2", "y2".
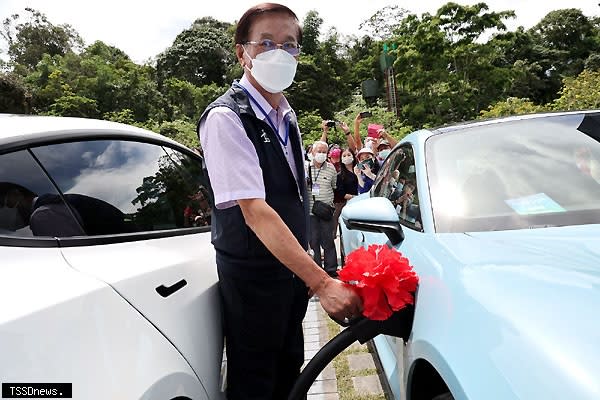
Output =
[{"x1": 354, "y1": 147, "x2": 378, "y2": 194}]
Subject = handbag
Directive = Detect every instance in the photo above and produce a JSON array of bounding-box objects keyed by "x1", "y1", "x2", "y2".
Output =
[
  {"x1": 312, "y1": 200, "x2": 335, "y2": 220},
  {"x1": 308, "y1": 164, "x2": 335, "y2": 220}
]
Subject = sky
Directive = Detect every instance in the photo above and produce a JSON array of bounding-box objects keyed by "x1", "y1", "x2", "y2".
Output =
[{"x1": 1, "y1": 0, "x2": 598, "y2": 64}]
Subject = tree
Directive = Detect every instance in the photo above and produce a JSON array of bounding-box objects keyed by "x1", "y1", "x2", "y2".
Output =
[
  {"x1": 302, "y1": 10, "x2": 323, "y2": 55},
  {"x1": 552, "y1": 69, "x2": 600, "y2": 111},
  {"x1": 479, "y1": 97, "x2": 545, "y2": 118},
  {"x1": 47, "y1": 94, "x2": 99, "y2": 118},
  {"x1": 527, "y1": 9, "x2": 600, "y2": 101},
  {"x1": 1, "y1": 8, "x2": 83, "y2": 71},
  {"x1": 359, "y1": 5, "x2": 409, "y2": 41},
  {"x1": 389, "y1": 2, "x2": 516, "y2": 128},
  {"x1": 25, "y1": 41, "x2": 165, "y2": 122},
  {"x1": 0, "y1": 72, "x2": 31, "y2": 113},
  {"x1": 286, "y1": 26, "x2": 354, "y2": 119},
  {"x1": 156, "y1": 17, "x2": 235, "y2": 87}
]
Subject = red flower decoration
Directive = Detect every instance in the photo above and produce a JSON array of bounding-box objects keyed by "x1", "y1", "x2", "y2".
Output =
[{"x1": 338, "y1": 244, "x2": 419, "y2": 320}]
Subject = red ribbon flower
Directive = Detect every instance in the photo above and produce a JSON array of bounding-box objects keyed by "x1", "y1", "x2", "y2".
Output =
[{"x1": 338, "y1": 244, "x2": 419, "y2": 320}]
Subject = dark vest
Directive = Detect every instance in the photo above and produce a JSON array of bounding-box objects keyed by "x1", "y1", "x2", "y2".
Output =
[{"x1": 198, "y1": 83, "x2": 309, "y2": 279}]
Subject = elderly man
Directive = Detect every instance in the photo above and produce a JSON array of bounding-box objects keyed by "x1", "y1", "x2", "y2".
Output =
[
  {"x1": 197, "y1": 3, "x2": 361, "y2": 399},
  {"x1": 308, "y1": 140, "x2": 338, "y2": 277}
]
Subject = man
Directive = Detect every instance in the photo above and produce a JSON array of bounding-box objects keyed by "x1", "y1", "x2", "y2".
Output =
[
  {"x1": 308, "y1": 141, "x2": 338, "y2": 277},
  {"x1": 197, "y1": 4, "x2": 362, "y2": 399}
]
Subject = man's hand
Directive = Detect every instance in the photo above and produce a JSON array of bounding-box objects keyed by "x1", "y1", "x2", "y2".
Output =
[{"x1": 316, "y1": 277, "x2": 362, "y2": 321}]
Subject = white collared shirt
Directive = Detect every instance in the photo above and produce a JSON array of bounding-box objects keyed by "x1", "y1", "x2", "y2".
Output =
[{"x1": 199, "y1": 74, "x2": 302, "y2": 209}]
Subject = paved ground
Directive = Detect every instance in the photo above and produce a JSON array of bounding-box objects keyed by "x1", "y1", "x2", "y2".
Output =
[{"x1": 302, "y1": 297, "x2": 388, "y2": 400}]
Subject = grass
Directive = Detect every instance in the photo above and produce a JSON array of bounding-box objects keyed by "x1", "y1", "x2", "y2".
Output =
[{"x1": 324, "y1": 310, "x2": 387, "y2": 400}]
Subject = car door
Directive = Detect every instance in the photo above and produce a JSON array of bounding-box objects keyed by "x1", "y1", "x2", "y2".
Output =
[
  {"x1": 0, "y1": 147, "x2": 206, "y2": 399},
  {"x1": 359, "y1": 143, "x2": 424, "y2": 400},
  {"x1": 30, "y1": 138, "x2": 223, "y2": 400}
]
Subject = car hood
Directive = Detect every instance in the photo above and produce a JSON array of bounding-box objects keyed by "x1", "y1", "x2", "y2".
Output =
[{"x1": 433, "y1": 225, "x2": 600, "y2": 399}]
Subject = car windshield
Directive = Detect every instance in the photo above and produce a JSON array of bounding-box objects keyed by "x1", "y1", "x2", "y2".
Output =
[{"x1": 426, "y1": 113, "x2": 600, "y2": 233}]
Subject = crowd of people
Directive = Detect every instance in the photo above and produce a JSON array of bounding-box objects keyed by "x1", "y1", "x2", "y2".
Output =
[{"x1": 304, "y1": 111, "x2": 398, "y2": 278}]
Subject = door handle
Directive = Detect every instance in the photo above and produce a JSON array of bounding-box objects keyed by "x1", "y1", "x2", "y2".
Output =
[{"x1": 156, "y1": 279, "x2": 187, "y2": 298}]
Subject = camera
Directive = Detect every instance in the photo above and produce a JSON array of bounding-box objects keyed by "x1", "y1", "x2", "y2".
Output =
[
  {"x1": 326, "y1": 120, "x2": 336, "y2": 128},
  {"x1": 359, "y1": 111, "x2": 372, "y2": 118}
]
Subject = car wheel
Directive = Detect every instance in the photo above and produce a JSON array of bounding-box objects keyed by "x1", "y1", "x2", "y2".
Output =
[{"x1": 432, "y1": 392, "x2": 454, "y2": 400}]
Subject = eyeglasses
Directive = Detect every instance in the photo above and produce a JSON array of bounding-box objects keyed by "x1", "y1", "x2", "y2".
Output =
[{"x1": 244, "y1": 39, "x2": 301, "y2": 56}]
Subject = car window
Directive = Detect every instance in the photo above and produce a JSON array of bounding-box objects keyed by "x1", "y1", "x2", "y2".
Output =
[
  {"x1": 426, "y1": 113, "x2": 600, "y2": 232},
  {"x1": 164, "y1": 147, "x2": 213, "y2": 228},
  {"x1": 373, "y1": 145, "x2": 422, "y2": 230},
  {"x1": 0, "y1": 150, "x2": 83, "y2": 237},
  {"x1": 31, "y1": 140, "x2": 209, "y2": 236}
]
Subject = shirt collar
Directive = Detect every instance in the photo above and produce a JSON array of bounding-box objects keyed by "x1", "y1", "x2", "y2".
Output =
[{"x1": 239, "y1": 74, "x2": 293, "y2": 122}]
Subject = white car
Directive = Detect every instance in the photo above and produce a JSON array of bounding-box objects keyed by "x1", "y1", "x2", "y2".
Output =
[{"x1": 0, "y1": 115, "x2": 224, "y2": 400}]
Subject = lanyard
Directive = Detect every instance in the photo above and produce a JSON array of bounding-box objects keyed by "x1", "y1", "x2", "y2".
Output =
[
  {"x1": 235, "y1": 83, "x2": 289, "y2": 147},
  {"x1": 312, "y1": 162, "x2": 325, "y2": 183}
]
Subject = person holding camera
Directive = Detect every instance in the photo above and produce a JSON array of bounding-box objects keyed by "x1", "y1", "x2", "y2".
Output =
[
  {"x1": 354, "y1": 147, "x2": 378, "y2": 194},
  {"x1": 308, "y1": 140, "x2": 338, "y2": 277}
]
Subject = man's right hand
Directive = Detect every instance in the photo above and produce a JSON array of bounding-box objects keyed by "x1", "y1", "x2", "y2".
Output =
[{"x1": 316, "y1": 277, "x2": 363, "y2": 321}]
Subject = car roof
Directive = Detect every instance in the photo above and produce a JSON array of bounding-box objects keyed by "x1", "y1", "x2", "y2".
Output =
[
  {"x1": 432, "y1": 109, "x2": 600, "y2": 135},
  {"x1": 400, "y1": 109, "x2": 600, "y2": 146},
  {"x1": 0, "y1": 114, "x2": 181, "y2": 149}
]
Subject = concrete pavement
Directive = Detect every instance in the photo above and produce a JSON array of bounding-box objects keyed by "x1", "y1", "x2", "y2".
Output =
[{"x1": 302, "y1": 298, "x2": 387, "y2": 400}]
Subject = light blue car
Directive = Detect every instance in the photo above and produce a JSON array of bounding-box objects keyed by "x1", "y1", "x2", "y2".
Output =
[{"x1": 339, "y1": 110, "x2": 600, "y2": 400}]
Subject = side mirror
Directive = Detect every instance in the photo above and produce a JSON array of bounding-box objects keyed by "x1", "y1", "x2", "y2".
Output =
[{"x1": 341, "y1": 197, "x2": 404, "y2": 245}]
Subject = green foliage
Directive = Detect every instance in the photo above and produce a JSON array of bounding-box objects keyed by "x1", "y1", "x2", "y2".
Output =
[
  {"x1": 46, "y1": 95, "x2": 99, "y2": 118},
  {"x1": 302, "y1": 10, "x2": 323, "y2": 55},
  {"x1": 3, "y1": 3, "x2": 600, "y2": 149},
  {"x1": 0, "y1": 72, "x2": 31, "y2": 113},
  {"x1": 24, "y1": 41, "x2": 165, "y2": 122},
  {"x1": 156, "y1": 17, "x2": 235, "y2": 87},
  {"x1": 359, "y1": 5, "x2": 409, "y2": 41},
  {"x1": 552, "y1": 69, "x2": 600, "y2": 111},
  {"x1": 297, "y1": 110, "x2": 325, "y2": 146},
  {"x1": 479, "y1": 97, "x2": 546, "y2": 119},
  {"x1": 286, "y1": 28, "x2": 353, "y2": 119},
  {"x1": 1, "y1": 8, "x2": 83, "y2": 71},
  {"x1": 146, "y1": 119, "x2": 199, "y2": 149},
  {"x1": 103, "y1": 109, "x2": 136, "y2": 125},
  {"x1": 163, "y1": 78, "x2": 227, "y2": 120}
]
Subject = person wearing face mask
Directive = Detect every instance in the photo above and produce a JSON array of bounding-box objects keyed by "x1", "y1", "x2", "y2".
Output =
[
  {"x1": 197, "y1": 4, "x2": 362, "y2": 399},
  {"x1": 332, "y1": 148, "x2": 359, "y2": 236},
  {"x1": 354, "y1": 147, "x2": 377, "y2": 194},
  {"x1": 308, "y1": 141, "x2": 338, "y2": 278},
  {"x1": 376, "y1": 139, "x2": 392, "y2": 166}
]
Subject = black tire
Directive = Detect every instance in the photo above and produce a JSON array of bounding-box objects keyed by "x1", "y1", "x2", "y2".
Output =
[{"x1": 432, "y1": 392, "x2": 454, "y2": 400}]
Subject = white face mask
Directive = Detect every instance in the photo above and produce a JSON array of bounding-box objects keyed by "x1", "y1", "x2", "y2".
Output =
[
  {"x1": 313, "y1": 153, "x2": 327, "y2": 164},
  {"x1": 245, "y1": 48, "x2": 298, "y2": 93},
  {"x1": 307, "y1": 153, "x2": 314, "y2": 162},
  {"x1": 342, "y1": 156, "x2": 354, "y2": 165},
  {"x1": 378, "y1": 149, "x2": 391, "y2": 160}
]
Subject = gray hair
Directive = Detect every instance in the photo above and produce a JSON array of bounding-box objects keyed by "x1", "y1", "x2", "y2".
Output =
[{"x1": 312, "y1": 140, "x2": 328, "y2": 151}]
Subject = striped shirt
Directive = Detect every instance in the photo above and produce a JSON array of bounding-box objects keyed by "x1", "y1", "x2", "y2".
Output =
[{"x1": 308, "y1": 161, "x2": 337, "y2": 213}]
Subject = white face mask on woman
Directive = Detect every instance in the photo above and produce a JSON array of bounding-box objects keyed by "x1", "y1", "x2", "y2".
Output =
[
  {"x1": 244, "y1": 48, "x2": 298, "y2": 93},
  {"x1": 341, "y1": 156, "x2": 354, "y2": 165}
]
